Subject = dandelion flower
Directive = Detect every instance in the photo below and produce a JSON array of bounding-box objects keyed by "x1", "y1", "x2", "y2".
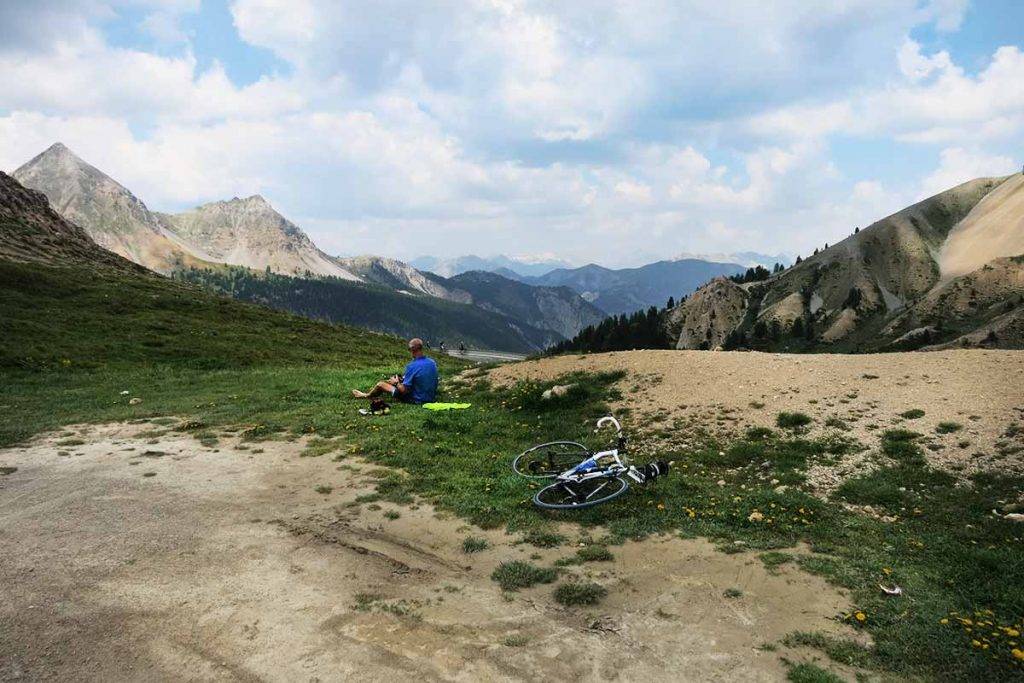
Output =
[{"x1": 855, "y1": 611, "x2": 866, "y2": 622}]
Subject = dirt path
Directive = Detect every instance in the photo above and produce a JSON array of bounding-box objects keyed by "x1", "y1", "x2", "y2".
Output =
[{"x1": 1, "y1": 421, "x2": 861, "y2": 681}]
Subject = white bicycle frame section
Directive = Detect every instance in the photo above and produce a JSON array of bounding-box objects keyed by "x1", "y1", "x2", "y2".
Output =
[{"x1": 555, "y1": 416, "x2": 648, "y2": 486}]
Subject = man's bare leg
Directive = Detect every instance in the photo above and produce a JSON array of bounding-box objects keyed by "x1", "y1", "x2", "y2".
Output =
[{"x1": 351, "y1": 381, "x2": 396, "y2": 399}]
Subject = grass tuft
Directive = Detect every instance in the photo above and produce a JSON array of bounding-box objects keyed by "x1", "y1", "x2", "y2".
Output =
[
  {"x1": 786, "y1": 662, "x2": 844, "y2": 683},
  {"x1": 776, "y1": 412, "x2": 813, "y2": 430},
  {"x1": 462, "y1": 536, "x2": 489, "y2": 553},
  {"x1": 553, "y1": 581, "x2": 607, "y2": 606},
  {"x1": 491, "y1": 561, "x2": 558, "y2": 591}
]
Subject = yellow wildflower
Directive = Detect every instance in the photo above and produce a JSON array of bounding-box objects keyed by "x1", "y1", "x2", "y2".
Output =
[{"x1": 854, "y1": 611, "x2": 866, "y2": 622}]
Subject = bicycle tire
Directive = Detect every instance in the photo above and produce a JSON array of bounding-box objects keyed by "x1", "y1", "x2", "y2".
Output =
[
  {"x1": 512, "y1": 441, "x2": 591, "y2": 479},
  {"x1": 534, "y1": 477, "x2": 628, "y2": 510}
]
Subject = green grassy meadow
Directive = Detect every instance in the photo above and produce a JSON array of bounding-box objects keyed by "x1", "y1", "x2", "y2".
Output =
[{"x1": 3, "y1": 260, "x2": 1024, "y2": 680}]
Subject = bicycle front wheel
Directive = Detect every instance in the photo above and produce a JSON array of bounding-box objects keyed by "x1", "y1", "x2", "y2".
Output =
[
  {"x1": 534, "y1": 477, "x2": 628, "y2": 510},
  {"x1": 513, "y1": 441, "x2": 590, "y2": 479}
]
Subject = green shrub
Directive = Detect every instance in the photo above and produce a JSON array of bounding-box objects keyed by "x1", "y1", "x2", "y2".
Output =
[
  {"x1": 899, "y1": 408, "x2": 925, "y2": 419},
  {"x1": 936, "y1": 422, "x2": 963, "y2": 434},
  {"x1": 491, "y1": 561, "x2": 558, "y2": 591},
  {"x1": 776, "y1": 412, "x2": 813, "y2": 430},
  {"x1": 462, "y1": 536, "x2": 489, "y2": 553},
  {"x1": 553, "y1": 581, "x2": 607, "y2": 606},
  {"x1": 520, "y1": 529, "x2": 566, "y2": 548}
]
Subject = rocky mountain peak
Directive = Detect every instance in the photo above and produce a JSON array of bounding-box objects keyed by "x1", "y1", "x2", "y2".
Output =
[{"x1": 0, "y1": 171, "x2": 136, "y2": 270}]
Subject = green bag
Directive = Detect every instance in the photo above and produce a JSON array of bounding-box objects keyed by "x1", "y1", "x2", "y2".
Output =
[{"x1": 422, "y1": 402, "x2": 472, "y2": 411}]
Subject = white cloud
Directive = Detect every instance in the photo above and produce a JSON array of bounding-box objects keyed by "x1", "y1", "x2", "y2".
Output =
[
  {"x1": 0, "y1": 1, "x2": 1021, "y2": 266},
  {"x1": 920, "y1": 147, "x2": 1017, "y2": 197}
]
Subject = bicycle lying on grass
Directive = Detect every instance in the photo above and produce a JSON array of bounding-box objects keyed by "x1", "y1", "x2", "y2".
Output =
[{"x1": 512, "y1": 416, "x2": 669, "y2": 510}]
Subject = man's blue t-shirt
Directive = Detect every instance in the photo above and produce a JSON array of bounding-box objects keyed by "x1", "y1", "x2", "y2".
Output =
[{"x1": 401, "y1": 356, "x2": 439, "y2": 404}]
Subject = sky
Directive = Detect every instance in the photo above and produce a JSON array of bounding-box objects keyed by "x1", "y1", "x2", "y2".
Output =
[{"x1": 1, "y1": 0, "x2": 1022, "y2": 268}]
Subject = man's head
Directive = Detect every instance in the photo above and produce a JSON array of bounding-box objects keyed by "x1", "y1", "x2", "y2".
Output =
[{"x1": 408, "y1": 338, "x2": 424, "y2": 357}]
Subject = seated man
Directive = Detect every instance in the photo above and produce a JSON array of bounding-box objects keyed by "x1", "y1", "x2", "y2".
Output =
[{"x1": 351, "y1": 337, "x2": 438, "y2": 404}]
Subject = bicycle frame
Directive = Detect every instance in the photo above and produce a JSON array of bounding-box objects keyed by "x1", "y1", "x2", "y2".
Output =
[{"x1": 553, "y1": 416, "x2": 647, "y2": 486}]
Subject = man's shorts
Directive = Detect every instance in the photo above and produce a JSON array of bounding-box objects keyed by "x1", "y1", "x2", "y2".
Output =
[{"x1": 389, "y1": 384, "x2": 413, "y2": 403}]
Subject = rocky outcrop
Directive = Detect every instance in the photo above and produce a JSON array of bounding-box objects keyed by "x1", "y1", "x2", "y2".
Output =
[{"x1": 667, "y1": 277, "x2": 748, "y2": 349}]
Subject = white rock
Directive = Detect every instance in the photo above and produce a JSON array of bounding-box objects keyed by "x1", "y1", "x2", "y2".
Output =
[{"x1": 541, "y1": 384, "x2": 577, "y2": 400}]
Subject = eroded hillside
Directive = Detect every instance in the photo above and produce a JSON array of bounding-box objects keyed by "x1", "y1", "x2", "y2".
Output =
[{"x1": 668, "y1": 175, "x2": 1024, "y2": 351}]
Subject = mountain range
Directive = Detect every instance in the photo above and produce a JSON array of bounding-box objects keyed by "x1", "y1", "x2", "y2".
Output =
[
  {"x1": 409, "y1": 254, "x2": 572, "y2": 278},
  {"x1": 667, "y1": 174, "x2": 1024, "y2": 351},
  {"x1": 10, "y1": 143, "x2": 603, "y2": 352},
  {"x1": 509, "y1": 259, "x2": 747, "y2": 316}
]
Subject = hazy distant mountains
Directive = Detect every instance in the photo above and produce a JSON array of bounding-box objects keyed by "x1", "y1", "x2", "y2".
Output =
[
  {"x1": 510, "y1": 259, "x2": 747, "y2": 316},
  {"x1": 675, "y1": 251, "x2": 793, "y2": 269},
  {"x1": 409, "y1": 254, "x2": 572, "y2": 278}
]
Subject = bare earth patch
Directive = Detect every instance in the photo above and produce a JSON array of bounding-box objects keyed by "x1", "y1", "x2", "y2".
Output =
[
  {"x1": 488, "y1": 349, "x2": 1024, "y2": 491},
  {"x1": 1, "y1": 421, "x2": 862, "y2": 681}
]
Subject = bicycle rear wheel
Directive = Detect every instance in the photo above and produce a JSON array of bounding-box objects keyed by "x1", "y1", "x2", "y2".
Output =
[
  {"x1": 534, "y1": 477, "x2": 628, "y2": 510},
  {"x1": 513, "y1": 441, "x2": 590, "y2": 479}
]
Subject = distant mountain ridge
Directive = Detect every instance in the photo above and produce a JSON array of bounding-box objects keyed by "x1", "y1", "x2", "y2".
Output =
[
  {"x1": 515, "y1": 259, "x2": 747, "y2": 315},
  {"x1": 445, "y1": 270, "x2": 606, "y2": 340},
  {"x1": 9, "y1": 143, "x2": 603, "y2": 350},
  {"x1": 409, "y1": 254, "x2": 572, "y2": 278},
  {"x1": 675, "y1": 251, "x2": 794, "y2": 269}
]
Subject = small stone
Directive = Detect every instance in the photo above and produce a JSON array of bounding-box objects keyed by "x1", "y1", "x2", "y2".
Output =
[
  {"x1": 129, "y1": 397, "x2": 142, "y2": 405},
  {"x1": 541, "y1": 384, "x2": 577, "y2": 400},
  {"x1": 748, "y1": 511, "x2": 764, "y2": 522},
  {"x1": 717, "y1": 479, "x2": 726, "y2": 486},
  {"x1": 1006, "y1": 513, "x2": 1024, "y2": 523}
]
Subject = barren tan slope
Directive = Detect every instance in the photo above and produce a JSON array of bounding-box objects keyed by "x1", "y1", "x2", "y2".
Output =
[
  {"x1": 491, "y1": 349, "x2": 1024, "y2": 479},
  {"x1": 161, "y1": 196, "x2": 361, "y2": 280},
  {"x1": 940, "y1": 174, "x2": 1024, "y2": 279}
]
